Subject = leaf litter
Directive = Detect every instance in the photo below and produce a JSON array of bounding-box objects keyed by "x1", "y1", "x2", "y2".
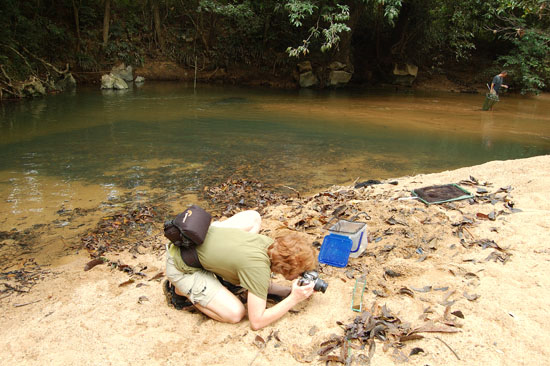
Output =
[
  {"x1": 310, "y1": 302, "x2": 462, "y2": 364},
  {"x1": 46, "y1": 174, "x2": 519, "y2": 361}
]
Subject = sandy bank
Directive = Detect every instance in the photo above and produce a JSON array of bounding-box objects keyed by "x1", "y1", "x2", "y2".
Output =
[{"x1": 1, "y1": 155, "x2": 549, "y2": 366}]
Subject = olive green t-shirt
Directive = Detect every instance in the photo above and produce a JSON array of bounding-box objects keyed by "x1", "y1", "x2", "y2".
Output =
[{"x1": 169, "y1": 226, "x2": 273, "y2": 299}]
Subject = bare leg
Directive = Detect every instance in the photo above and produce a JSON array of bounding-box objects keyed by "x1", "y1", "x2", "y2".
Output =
[
  {"x1": 175, "y1": 286, "x2": 246, "y2": 324},
  {"x1": 211, "y1": 210, "x2": 261, "y2": 233}
]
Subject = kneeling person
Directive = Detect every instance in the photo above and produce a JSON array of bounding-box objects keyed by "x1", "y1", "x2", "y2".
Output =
[{"x1": 165, "y1": 210, "x2": 317, "y2": 330}]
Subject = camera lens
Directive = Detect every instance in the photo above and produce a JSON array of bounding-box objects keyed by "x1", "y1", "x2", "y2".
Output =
[{"x1": 314, "y1": 279, "x2": 328, "y2": 293}]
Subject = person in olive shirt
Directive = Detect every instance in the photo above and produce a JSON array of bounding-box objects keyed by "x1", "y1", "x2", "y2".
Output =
[{"x1": 165, "y1": 210, "x2": 317, "y2": 330}]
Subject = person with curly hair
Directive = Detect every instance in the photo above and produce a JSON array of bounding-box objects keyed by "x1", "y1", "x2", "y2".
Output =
[{"x1": 164, "y1": 210, "x2": 317, "y2": 330}]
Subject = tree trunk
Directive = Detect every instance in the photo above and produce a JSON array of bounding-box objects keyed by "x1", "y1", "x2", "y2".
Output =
[
  {"x1": 198, "y1": 12, "x2": 209, "y2": 52},
  {"x1": 375, "y1": 4, "x2": 382, "y2": 60},
  {"x1": 152, "y1": 0, "x2": 165, "y2": 51},
  {"x1": 333, "y1": 3, "x2": 363, "y2": 68},
  {"x1": 72, "y1": 0, "x2": 81, "y2": 51},
  {"x1": 263, "y1": 13, "x2": 272, "y2": 47},
  {"x1": 103, "y1": 0, "x2": 111, "y2": 47}
]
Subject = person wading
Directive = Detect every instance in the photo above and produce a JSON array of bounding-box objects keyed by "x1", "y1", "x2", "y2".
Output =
[{"x1": 490, "y1": 71, "x2": 508, "y2": 96}]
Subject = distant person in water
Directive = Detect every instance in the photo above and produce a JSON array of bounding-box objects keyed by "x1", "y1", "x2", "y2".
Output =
[{"x1": 490, "y1": 71, "x2": 508, "y2": 96}]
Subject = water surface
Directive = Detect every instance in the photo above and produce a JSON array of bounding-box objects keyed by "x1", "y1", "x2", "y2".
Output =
[{"x1": 1, "y1": 83, "x2": 549, "y2": 268}]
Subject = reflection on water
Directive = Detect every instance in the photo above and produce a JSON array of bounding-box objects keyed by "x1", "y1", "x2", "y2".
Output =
[{"x1": 1, "y1": 83, "x2": 549, "y2": 268}]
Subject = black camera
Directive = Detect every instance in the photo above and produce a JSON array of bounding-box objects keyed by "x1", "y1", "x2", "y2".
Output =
[{"x1": 298, "y1": 271, "x2": 328, "y2": 293}]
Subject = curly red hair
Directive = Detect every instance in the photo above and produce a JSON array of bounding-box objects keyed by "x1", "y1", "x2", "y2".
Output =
[{"x1": 268, "y1": 232, "x2": 317, "y2": 280}]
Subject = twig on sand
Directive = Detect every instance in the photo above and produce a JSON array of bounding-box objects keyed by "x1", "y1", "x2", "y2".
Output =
[
  {"x1": 13, "y1": 299, "x2": 41, "y2": 308},
  {"x1": 249, "y1": 351, "x2": 261, "y2": 366},
  {"x1": 435, "y1": 336, "x2": 460, "y2": 360},
  {"x1": 282, "y1": 185, "x2": 300, "y2": 197},
  {"x1": 249, "y1": 334, "x2": 273, "y2": 366},
  {"x1": 462, "y1": 226, "x2": 475, "y2": 240},
  {"x1": 3, "y1": 283, "x2": 30, "y2": 293}
]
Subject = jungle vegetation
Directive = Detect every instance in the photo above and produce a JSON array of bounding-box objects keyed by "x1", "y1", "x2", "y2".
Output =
[{"x1": 0, "y1": 0, "x2": 549, "y2": 98}]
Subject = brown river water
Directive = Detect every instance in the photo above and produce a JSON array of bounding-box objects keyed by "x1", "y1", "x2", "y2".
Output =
[{"x1": 1, "y1": 83, "x2": 549, "y2": 270}]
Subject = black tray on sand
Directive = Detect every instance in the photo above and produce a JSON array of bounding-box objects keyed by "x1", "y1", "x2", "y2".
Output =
[{"x1": 412, "y1": 184, "x2": 473, "y2": 205}]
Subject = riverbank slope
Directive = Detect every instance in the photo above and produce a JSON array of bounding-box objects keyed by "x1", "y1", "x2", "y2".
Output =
[{"x1": 1, "y1": 155, "x2": 549, "y2": 366}]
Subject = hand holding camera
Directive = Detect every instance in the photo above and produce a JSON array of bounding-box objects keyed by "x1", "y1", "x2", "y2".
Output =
[{"x1": 297, "y1": 271, "x2": 328, "y2": 293}]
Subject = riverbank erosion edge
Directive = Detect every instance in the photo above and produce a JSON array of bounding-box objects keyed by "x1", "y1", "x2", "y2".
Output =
[
  {"x1": 73, "y1": 60, "x2": 489, "y2": 93},
  {"x1": 1, "y1": 155, "x2": 549, "y2": 366}
]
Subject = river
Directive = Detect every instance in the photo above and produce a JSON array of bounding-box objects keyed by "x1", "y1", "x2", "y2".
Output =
[{"x1": 1, "y1": 82, "x2": 549, "y2": 269}]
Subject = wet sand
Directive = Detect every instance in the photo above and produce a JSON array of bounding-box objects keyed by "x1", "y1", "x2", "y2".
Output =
[{"x1": 1, "y1": 155, "x2": 549, "y2": 366}]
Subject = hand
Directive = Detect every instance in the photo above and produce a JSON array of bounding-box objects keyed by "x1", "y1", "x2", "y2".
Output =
[
  {"x1": 503, "y1": 85, "x2": 509, "y2": 89},
  {"x1": 289, "y1": 279, "x2": 315, "y2": 303}
]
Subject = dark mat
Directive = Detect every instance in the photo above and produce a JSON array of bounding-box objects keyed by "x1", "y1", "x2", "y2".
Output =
[{"x1": 412, "y1": 184, "x2": 472, "y2": 205}]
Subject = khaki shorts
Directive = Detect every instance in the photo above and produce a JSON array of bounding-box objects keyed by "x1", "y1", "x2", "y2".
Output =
[{"x1": 165, "y1": 253, "x2": 223, "y2": 307}]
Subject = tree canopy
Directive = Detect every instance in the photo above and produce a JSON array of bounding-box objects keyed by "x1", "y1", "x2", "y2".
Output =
[{"x1": 1, "y1": 0, "x2": 548, "y2": 96}]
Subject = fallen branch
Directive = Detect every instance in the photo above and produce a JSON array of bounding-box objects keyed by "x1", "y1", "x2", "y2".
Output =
[
  {"x1": 0, "y1": 64, "x2": 13, "y2": 84},
  {"x1": 21, "y1": 45, "x2": 68, "y2": 76},
  {"x1": 2, "y1": 283, "x2": 30, "y2": 293},
  {"x1": 13, "y1": 299, "x2": 41, "y2": 308},
  {"x1": 282, "y1": 185, "x2": 301, "y2": 197},
  {"x1": 1, "y1": 44, "x2": 34, "y2": 73}
]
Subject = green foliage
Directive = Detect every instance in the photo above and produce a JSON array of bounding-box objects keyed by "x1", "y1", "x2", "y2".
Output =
[
  {"x1": 198, "y1": 0, "x2": 255, "y2": 18},
  {"x1": 488, "y1": 0, "x2": 550, "y2": 93},
  {"x1": 76, "y1": 52, "x2": 99, "y2": 72},
  {"x1": 104, "y1": 40, "x2": 145, "y2": 68},
  {"x1": 1, "y1": 0, "x2": 549, "y2": 94},
  {"x1": 285, "y1": 1, "x2": 351, "y2": 57},
  {"x1": 418, "y1": 0, "x2": 489, "y2": 63},
  {"x1": 498, "y1": 30, "x2": 550, "y2": 94},
  {"x1": 367, "y1": 0, "x2": 403, "y2": 27},
  {"x1": 285, "y1": 0, "x2": 317, "y2": 27}
]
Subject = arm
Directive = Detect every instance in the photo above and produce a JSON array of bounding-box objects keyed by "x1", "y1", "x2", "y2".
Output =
[{"x1": 247, "y1": 280, "x2": 315, "y2": 330}]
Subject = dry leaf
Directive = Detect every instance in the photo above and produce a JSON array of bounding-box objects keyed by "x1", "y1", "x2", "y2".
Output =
[
  {"x1": 84, "y1": 258, "x2": 104, "y2": 271},
  {"x1": 253, "y1": 335, "x2": 266, "y2": 349},
  {"x1": 289, "y1": 344, "x2": 315, "y2": 363},
  {"x1": 118, "y1": 279, "x2": 135, "y2": 287}
]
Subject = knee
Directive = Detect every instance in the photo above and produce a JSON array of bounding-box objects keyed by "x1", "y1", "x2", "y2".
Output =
[{"x1": 224, "y1": 306, "x2": 246, "y2": 324}]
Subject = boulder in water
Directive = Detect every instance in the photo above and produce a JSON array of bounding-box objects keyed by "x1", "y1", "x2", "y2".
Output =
[
  {"x1": 101, "y1": 73, "x2": 128, "y2": 90},
  {"x1": 392, "y1": 63, "x2": 418, "y2": 86},
  {"x1": 327, "y1": 70, "x2": 352, "y2": 87},
  {"x1": 54, "y1": 73, "x2": 77, "y2": 91}
]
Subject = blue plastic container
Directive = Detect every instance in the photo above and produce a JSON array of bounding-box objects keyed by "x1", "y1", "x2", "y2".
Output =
[{"x1": 318, "y1": 234, "x2": 353, "y2": 268}]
